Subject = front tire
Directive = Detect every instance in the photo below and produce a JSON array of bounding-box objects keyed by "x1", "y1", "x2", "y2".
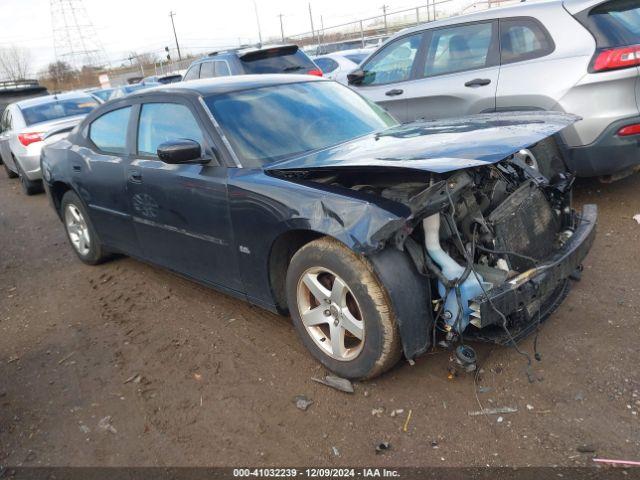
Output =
[
  {"x1": 286, "y1": 237, "x2": 402, "y2": 379},
  {"x1": 60, "y1": 191, "x2": 109, "y2": 265}
]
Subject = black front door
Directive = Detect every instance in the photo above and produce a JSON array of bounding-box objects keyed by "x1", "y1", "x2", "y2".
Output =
[{"x1": 126, "y1": 100, "x2": 242, "y2": 292}]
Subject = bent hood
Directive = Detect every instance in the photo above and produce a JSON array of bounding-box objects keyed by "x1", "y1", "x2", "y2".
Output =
[{"x1": 266, "y1": 111, "x2": 579, "y2": 174}]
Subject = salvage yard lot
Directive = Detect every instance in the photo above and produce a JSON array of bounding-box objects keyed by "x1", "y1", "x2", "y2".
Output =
[{"x1": 0, "y1": 172, "x2": 638, "y2": 466}]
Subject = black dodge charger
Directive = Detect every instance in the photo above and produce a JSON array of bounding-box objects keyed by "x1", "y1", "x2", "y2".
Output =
[{"x1": 41, "y1": 75, "x2": 596, "y2": 379}]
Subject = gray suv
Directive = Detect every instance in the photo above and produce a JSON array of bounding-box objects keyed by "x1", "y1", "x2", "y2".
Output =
[
  {"x1": 348, "y1": 0, "x2": 640, "y2": 179},
  {"x1": 183, "y1": 45, "x2": 322, "y2": 81}
]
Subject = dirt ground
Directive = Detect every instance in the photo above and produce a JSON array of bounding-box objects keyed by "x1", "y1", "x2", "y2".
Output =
[{"x1": 0, "y1": 172, "x2": 638, "y2": 468}]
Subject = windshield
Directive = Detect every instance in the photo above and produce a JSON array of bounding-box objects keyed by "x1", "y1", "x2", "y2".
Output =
[
  {"x1": 205, "y1": 81, "x2": 397, "y2": 167},
  {"x1": 21, "y1": 96, "x2": 98, "y2": 126}
]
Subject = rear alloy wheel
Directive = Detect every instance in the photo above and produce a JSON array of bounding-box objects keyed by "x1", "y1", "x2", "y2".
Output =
[
  {"x1": 286, "y1": 237, "x2": 402, "y2": 379},
  {"x1": 60, "y1": 191, "x2": 109, "y2": 265}
]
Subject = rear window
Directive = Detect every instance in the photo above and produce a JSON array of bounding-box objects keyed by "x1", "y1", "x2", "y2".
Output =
[
  {"x1": 577, "y1": 0, "x2": 640, "y2": 47},
  {"x1": 89, "y1": 106, "x2": 131, "y2": 154},
  {"x1": 239, "y1": 46, "x2": 317, "y2": 74},
  {"x1": 21, "y1": 96, "x2": 98, "y2": 126}
]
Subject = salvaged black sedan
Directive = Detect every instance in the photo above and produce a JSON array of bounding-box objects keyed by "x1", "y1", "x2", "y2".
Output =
[{"x1": 41, "y1": 75, "x2": 596, "y2": 379}]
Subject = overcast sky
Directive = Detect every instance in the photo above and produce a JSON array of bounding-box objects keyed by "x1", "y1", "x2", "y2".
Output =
[{"x1": 0, "y1": 0, "x2": 469, "y2": 75}]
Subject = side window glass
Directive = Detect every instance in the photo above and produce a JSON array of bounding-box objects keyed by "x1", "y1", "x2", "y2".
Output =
[
  {"x1": 89, "y1": 106, "x2": 132, "y2": 154},
  {"x1": 424, "y1": 22, "x2": 495, "y2": 77},
  {"x1": 361, "y1": 33, "x2": 423, "y2": 85},
  {"x1": 214, "y1": 61, "x2": 230, "y2": 77},
  {"x1": 500, "y1": 18, "x2": 555, "y2": 64},
  {"x1": 137, "y1": 103, "x2": 205, "y2": 156},
  {"x1": 183, "y1": 64, "x2": 201, "y2": 81},
  {"x1": 200, "y1": 61, "x2": 215, "y2": 78},
  {"x1": 315, "y1": 58, "x2": 339, "y2": 73}
]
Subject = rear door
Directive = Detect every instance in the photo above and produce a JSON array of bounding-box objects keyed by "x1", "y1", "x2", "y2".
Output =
[
  {"x1": 127, "y1": 99, "x2": 242, "y2": 291},
  {"x1": 350, "y1": 31, "x2": 426, "y2": 122},
  {"x1": 81, "y1": 105, "x2": 140, "y2": 254},
  {"x1": 405, "y1": 20, "x2": 500, "y2": 122}
]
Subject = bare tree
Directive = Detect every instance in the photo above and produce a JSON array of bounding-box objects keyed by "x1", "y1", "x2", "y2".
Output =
[
  {"x1": 128, "y1": 51, "x2": 159, "y2": 66},
  {"x1": 44, "y1": 60, "x2": 77, "y2": 90},
  {"x1": 0, "y1": 46, "x2": 32, "y2": 81}
]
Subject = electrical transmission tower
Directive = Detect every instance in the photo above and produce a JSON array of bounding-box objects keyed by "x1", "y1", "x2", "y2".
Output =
[{"x1": 50, "y1": 0, "x2": 108, "y2": 69}]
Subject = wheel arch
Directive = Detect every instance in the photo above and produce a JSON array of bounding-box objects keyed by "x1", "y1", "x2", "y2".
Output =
[
  {"x1": 367, "y1": 246, "x2": 434, "y2": 361},
  {"x1": 49, "y1": 181, "x2": 73, "y2": 219},
  {"x1": 268, "y1": 227, "x2": 434, "y2": 361},
  {"x1": 267, "y1": 228, "x2": 326, "y2": 314}
]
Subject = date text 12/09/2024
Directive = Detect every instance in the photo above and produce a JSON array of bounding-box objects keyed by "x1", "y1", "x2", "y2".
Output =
[{"x1": 232, "y1": 468, "x2": 400, "y2": 478}]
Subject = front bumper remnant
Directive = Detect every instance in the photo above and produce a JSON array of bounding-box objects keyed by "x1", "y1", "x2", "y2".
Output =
[{"x1": 469, "y1": 204, "x2": 597, "y2": 328}]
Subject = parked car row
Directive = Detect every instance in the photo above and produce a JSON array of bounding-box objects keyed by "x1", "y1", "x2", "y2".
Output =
[{"x1": 0, "y1": 91, "x2": 99, "y2": 194}]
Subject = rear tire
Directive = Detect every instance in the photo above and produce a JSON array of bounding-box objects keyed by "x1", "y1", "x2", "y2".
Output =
[
  {"x1": 4, "y1": 161, "x2": 18, "y2": 179},
  {"x1": 14, "y1": 157, "x2": 43, "y2": 195},
  {"x1": 60, "y1": 190, "x2": 109, "y2": 265},
  {"x1": 286, "y1": 237, "x2": 402, "y2": 380}
]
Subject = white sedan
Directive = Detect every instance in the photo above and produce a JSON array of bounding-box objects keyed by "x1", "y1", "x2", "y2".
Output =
[{"x1": 313, "y1": 49, "x2": 374, "y2": 85}]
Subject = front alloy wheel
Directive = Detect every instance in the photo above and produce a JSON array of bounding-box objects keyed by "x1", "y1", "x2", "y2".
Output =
[
  {"x1": 286, "y1": 237, "x2": 402, "y2": 379},
  {"x1": 297, "y1": 267, "x2": 365, "y2": 361}
]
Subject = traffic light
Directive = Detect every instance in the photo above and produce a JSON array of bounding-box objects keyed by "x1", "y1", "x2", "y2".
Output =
[{"x1": 165, "y1": 46, "x2": 171, "y2": 62}]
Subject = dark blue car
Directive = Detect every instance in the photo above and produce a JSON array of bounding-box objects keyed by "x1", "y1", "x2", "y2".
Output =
[{"x1": 41, "y1": 75, "x2": 596, "y2": 379}]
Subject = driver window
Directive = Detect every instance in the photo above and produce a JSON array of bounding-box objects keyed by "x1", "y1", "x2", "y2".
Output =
[
  {"x1": 137, "y1": 103, "x2": 205, "y2": 157},
  {"x1": 361, "y1": 32, "x2": 423, "y2": 85}
]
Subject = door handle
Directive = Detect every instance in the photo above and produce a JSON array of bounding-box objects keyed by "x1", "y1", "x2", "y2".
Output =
[
  {"x1": 127, "y1": 170, "x2": 142, "y2": 183},
  {"x1": 465, "y1": 78, "x2": 491, "y2": 88},
  {"x1": 385, "y1": 88, "x2": 404, "y2": 96}
]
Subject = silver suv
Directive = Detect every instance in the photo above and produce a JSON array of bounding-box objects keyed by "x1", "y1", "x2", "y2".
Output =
[{"x1": 349, "y1": 0, "x2": 640, "y2": 179}]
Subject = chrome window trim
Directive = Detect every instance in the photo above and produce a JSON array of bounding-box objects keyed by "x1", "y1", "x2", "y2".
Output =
[{"x1": 197, "y1": 95, "x2": 242, "y2": 168}]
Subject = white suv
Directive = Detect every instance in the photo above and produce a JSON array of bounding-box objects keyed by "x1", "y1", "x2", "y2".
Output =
[{"x1": 349, "y1": 0, "x2": 640, "y2": 180}]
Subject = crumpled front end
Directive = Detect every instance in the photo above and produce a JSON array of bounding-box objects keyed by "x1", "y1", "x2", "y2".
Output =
[
  {"x1": 267, "y1": 112, "x2": 596, "y2": 357},
  {"x1": 406, "y1": 165, "x2": 597, "y2": 345},
  {"x1": 270, "y1": 146, "x2": 596, "y2": 355}
]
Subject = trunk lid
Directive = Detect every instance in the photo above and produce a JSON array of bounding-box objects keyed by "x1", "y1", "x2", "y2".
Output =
[
  {"x1": 266, "y1": 112, "x2": 578, "y2": 174},
  {"x1": 20, "y1": 114, "x2": 86, "y2": 136}
]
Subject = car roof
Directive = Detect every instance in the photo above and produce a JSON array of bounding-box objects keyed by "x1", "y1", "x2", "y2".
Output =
[
  {"x1": 396, "y1": 0, "x2": 572, "y2": 39},
  {"x1": 128, "y1": 74, "x2": 325, "y2": 98},
  {"x1": 14, "y1": 91, "x2": 96, "y2": 109},
  {"x1": 562, "y1": 0, "x2": 606, "y2": 14}
]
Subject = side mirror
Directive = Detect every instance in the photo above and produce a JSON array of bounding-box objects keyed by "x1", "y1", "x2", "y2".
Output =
[
  {"x1": 157, "y1": 139, "x2": 203, "y2": 164},
  {"x1": 347, "y1": 68, "x2": 365, "y2": 85}
]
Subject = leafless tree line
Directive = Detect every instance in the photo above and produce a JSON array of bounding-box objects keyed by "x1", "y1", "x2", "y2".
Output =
[{"x1": 0, "y1": 46, "x2": 32, "y2": 81}]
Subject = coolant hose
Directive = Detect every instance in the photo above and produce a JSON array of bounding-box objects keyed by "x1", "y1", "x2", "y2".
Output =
[{"x1": 423, "y1": 213, "x2": 466, "y2": 280}]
